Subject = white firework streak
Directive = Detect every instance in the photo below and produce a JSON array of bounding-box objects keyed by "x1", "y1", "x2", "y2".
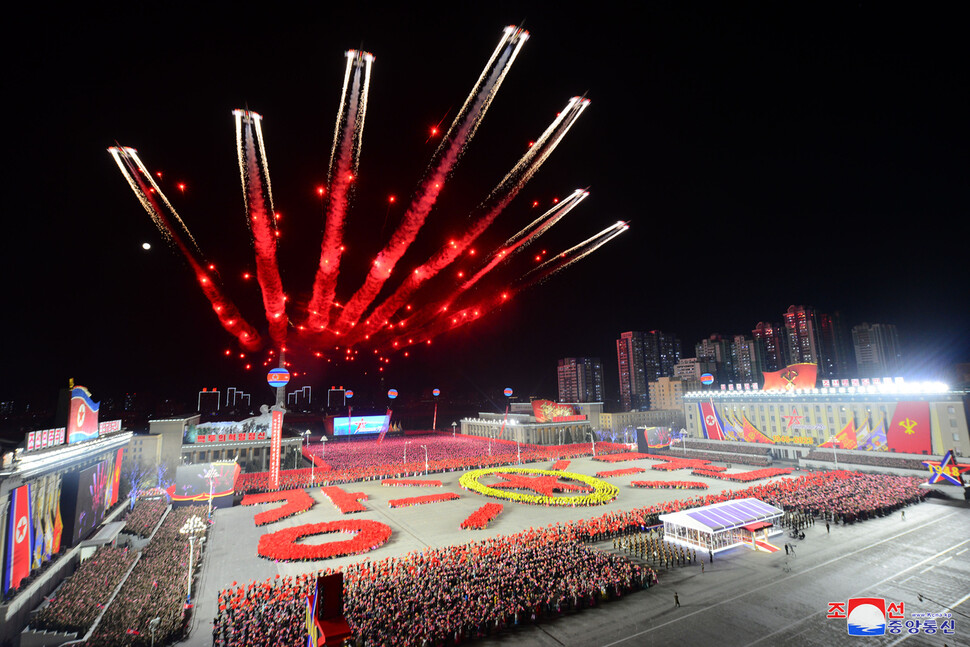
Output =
[
  {"x1": 328, "y1": 51, "x2": 356, "y2": 182},
  {"x1": 355, "y1": 52, "x2": 374, "y2": 171},
  {"x1": 252, "y1": 113, "x2": 276, "y2": 216},
  {"x1": 109, "y1": 147, "x2": 201, "y2": 254},
  {"x1": 504, "y1": 189, "x2": 589, "y2": 248},
  {"x1": 520, "y1": 221, "x2": 629, "y2": 284},
  {"x1": 435, "y1": 25, "x2": 527, "y2": 152}
]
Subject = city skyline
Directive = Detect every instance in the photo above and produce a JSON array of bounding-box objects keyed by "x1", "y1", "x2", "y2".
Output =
[{"x1": 3, "y1": 5, "x2": 967, "y2": 407}]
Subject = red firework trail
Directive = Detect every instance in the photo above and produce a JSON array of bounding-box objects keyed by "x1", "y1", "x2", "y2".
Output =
[
  {"x1": 109, "y1": 24, "x2": 628, "y2": 371},
  {"x1": 307, "y1": 50, "x2": 374, "y2": 331},
  {"x1": 360, "y1": 190, "x2": 588, "y2": 346},
  {"x1": 330, "y1": 26, "x2": 529, "y2": 335},
  {"x1": 234, "y1": 110, "x2": 288, "y2": 344},
  {"x1": 387, "y1": 217, "x2": 627, "y2": 350},
  {"x1": 342, "y1": 96, "x2": 591, "y2": 344},
  {"x1": 108, "y1": 147, "x2": 263, "y2": 350}
]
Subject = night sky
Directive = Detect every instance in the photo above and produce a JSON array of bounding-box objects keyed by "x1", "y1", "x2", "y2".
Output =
[{"x1": 3, "y1": 4, "x2": 967, "y2": 411}]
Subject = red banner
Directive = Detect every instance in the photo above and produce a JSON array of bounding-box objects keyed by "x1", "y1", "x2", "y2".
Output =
[
  {"x1": 698, "y1": 402, "x2": 725, "y2": 440},
  {"x1": 110, "y1": 447, "x2": 124, "y2": 507},
  {"x1": 269, "y1": 409, "x2": 284, "y2": 489},
  {"x1": 820, "y1": 419, "x2": 857, "y2": 450},
  {"x1": 762, "y1": 363, "x2": 818, "y2": 392},
  {"x1": 5, "y1": 484, "x2": 33, "y2": 593},
  {"x1": 887, "y1": 401, "x2": 931, "y2": 454},
  {"x1": 740, "y1": 415, "x2": 775, "y2": 444}
]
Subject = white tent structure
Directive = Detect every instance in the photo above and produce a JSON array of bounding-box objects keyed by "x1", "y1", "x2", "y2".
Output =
[{"x1": 659, "y1": 497, "x2": 784, "y2": 553}]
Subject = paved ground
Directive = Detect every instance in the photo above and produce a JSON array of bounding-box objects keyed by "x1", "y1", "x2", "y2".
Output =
[{"x1": 178, "y1": 457, "x2": 969, "y2": 647}]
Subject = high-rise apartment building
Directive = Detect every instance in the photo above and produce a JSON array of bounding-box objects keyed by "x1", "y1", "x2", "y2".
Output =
[
  {"x1": 817, "y1": 311, "x2": 852, "y2": 378},
  {"x1": 617, "y1": 332, "x2": 649, "y2": 411},
  {"x1": 696, "y1": 334, "x2": 734, "y2": 383},
  {"x1": 644, "y1": 330, "x2": 682, "y2": 382},
  {"x1": 557, "y1": 357, "x2": 605, "y2": 403},
  {"x1": 783, "y1": 305, "x2": 822, "y2": 364},
  {"x1": 648, "y1": 376, "x2": 686, "y2": 410},
  {"x1": 617, "y1": 331, "x2": 681, "y2": 410},
  {"x1": 851, "y1": 322, "x2": 902, "y2": 377},
  {"x1": 752, "y1": 321, "x2": 786, "y2": 371},
  {"x1": 730, "y1": 335, "x2": 763, "y2": 383}
]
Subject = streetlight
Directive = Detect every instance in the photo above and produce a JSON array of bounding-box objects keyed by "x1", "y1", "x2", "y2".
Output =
[
  {"x1": 149, "y1": 617, "x2": 160, "y2": 647},
  {"x1": 830, "y1": 438, "x2": 840, "y2": 471},
  {"x1": 451, "y1": 421, "x2": 457, "y2": 437},
  {"x1": 303, "y1": 429, "x2": 314, "y2": 485},
  {"x1": 421, "y1": 444, "x2": 429, "y2": 475},
  {"x1": 203, "y1": 465, "x2": 220, "y2": 519},
  {"x1": 179, "y1": 515, "x2": 206, "y2": 604},
  {"x1": 404, "y1": 441, "x2": 412, "y2": 465},
  {"x1": 586, "y1": 431, "x2": 596, "y2": 457}
]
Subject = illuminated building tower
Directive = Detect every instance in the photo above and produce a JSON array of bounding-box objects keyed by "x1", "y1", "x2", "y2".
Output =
[
  {"x1": 782, "y1": 305, "x2": 822, "y2": 365},
  {"x1": 752, "y1": 321, "x2": 786, "y2": 372},
  {"x1": 852, "y1": 322, "x2": 902, "y2": 377},
  {"x1": 730, "y1": 335, "x2": 764, "y2": 384},
  {"x1": 557, "y1": 357, "x2": 605, "y2": 403},
  {"x1": 617, "y1": 332, "x2": 649, "y2": 411}
]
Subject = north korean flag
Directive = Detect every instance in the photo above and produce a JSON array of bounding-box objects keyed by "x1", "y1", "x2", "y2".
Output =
[
  {"x1": 4, "y1": 484, "x2": 33, "y2": 593},
  {"x1": 698, "y1": 402, "x2": 725, "y2": 440}
]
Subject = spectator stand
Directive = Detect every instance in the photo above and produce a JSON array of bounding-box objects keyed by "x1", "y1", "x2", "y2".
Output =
[{"x1": 1, "y1": 496, "x2": 131, "y2": 646}]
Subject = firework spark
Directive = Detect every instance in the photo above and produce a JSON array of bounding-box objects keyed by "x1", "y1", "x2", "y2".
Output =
[{"x1": 109, "y1": 25, "x2": 625, "y2": 374}]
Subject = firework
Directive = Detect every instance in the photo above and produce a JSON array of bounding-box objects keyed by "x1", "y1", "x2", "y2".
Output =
[
  {"x1": 109, "y1": 25, "x2": 625, "y2": 372},
  {"x1": 108, "y1": 146, "x2": 263, "y2": 350}
]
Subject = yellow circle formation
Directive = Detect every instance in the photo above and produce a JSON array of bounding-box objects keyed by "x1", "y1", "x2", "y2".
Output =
[{"x1": 459, "y1": 467, "x2": 618, "y2": 506}]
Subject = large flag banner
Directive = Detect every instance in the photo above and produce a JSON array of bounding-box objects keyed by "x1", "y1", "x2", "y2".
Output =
[
  {"x1": 110, "y1": 447, "x2": 124, "y2": 507},
  {"x1": 740, "y1": 415, "x2": 775, "y2": 444},
  {"x1": 67, "y1": 386, "x2": 100, "y2": 444},
  {"x1": 4, "y1": 484, "x2": 33, "y2": 593},
  {"x1": 52, "y1": 495, "x2": 63, "y2": 555},
  {"x1": 820, "y1": 419, "x2": 857, "y2": 450},
  {"x1": 698, "y1": 402, "x2": 725, "y2": 440},
  {"x1": 762, "y1": 363, "x2": 818, "y2": 392},
  {"x1": 887, "y1": 401, "x2": 932, "y2": 454},
  {"x1": 857, "y1": 419, "x2": 888, "y2": 451}
]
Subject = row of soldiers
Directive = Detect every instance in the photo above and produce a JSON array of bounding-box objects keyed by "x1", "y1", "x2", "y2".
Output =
[
  {"x1": 613, "y1": 531, "x2": 697, "y2": 569},
  {"x1": 780, "y1": 510, "x2": 815, "y2": 530}
]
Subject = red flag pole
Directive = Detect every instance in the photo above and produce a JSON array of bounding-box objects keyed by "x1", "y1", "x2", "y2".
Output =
[{"x1": 432, "y1": 400, "x2": 438, "y2": 432}]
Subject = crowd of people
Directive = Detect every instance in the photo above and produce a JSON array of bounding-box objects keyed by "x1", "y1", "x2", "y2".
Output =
[
  {"x1": 660, "y1": 448, "x2": 772, "y2": 466},
  {"x1": 760, "y1": 470, "x2": 926, "y2": 523},
  {"x1": 121, "y1": 498, "x2": 168, "y2": 538},
  {"x1": 215, "y1": 530, "x2": 656, "y2": 647},
  {"x1": 680, "y1": 439, "x2": 773, "y2": 456},
  {"x1": 805, "y1": 449, "x2": 927, "y2": 470},
  {"x1": 31, "y1": 546, "x2": 137, "y2": 635},
  {"x1": 237, "y1": 435, "x2": 629, "y2": 494},
  {"x1": 212, "y1": 468, "x2": 926, "y2": 647},
  {"x1": 87, "y1": 505, "x2": 209, "y2": 647},
  {"x1": 692, "y1": 467, "x2": 794, "y2": 482}
]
